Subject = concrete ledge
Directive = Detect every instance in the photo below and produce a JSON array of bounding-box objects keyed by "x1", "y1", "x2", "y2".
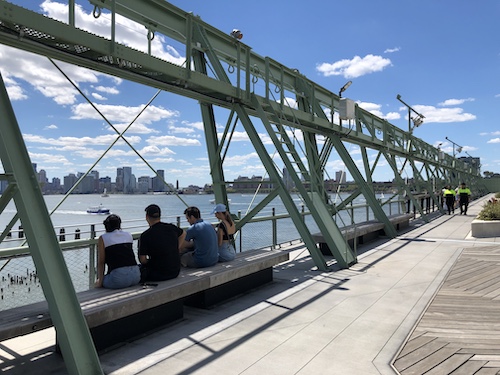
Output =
[{"x1": 471, "y1": 219, "x2": 500, "y2": 237}]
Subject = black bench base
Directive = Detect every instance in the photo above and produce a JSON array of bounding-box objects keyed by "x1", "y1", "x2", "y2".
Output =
[
  {"x1": 184, "y1": 267, "x2": 273, "y2": 309},
  {"x1": 90, "y1": 298, "x2": 184, "y2": 352},
  {"x1": 56, "y1": 298, "x2": 184, "y2": 353}
]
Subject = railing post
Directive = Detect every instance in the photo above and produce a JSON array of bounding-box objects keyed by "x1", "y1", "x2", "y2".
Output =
[
  {"x1": 59, "y1": 228, "x2": 66, "y2": 242},
  {"x1": 238, "y1": 210, "x2": 242, "y2": 252},
  {"x1": 176, "y1": 216, "x2": 181, "y2": 227},
  {"x1": 272, "y1": 207, "x2": 277, "y2": 247},
  {"x1": 89, "y1": 224, "x2": 96, "y2": 288}
]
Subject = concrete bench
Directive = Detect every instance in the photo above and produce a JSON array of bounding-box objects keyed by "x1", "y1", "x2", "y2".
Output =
[
  {"x1": 0, "y1": 248, "x2": 289, "y2": 351},
  {"x1": 313, "y1": 213, "x2": 413, "y2": 254}
]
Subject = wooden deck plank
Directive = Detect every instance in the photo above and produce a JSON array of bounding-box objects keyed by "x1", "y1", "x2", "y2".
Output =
[
  {"x1": 423, "y1": 353, "x2": 472, "y2": 375},
  {"x1": 393, "y1": 246, "x2": 500, "y2": 375},
  {"x1": 475, "y1": 368, "x2": 500, "y2": 375},
  {"x1": 399, "y1": 335, "x2": 437, "y2": 357},
  {"x1": 448, "y1": 359, "x2": 488, "y2": 375},
  {"x1": 394, "y1": 340, "x2": 448, "y2": 371},
  {"x1": 400, "y1": 347, "x2": 458, "y2": 375}
]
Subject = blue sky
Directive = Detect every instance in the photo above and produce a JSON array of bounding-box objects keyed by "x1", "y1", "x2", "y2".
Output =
[{"x1": 1, "y1": 0, "x2": 499, "y2": 187}]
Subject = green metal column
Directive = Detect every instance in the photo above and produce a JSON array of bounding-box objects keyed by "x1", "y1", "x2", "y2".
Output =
[
  {"x1": 0, "y1": 74, "x2": 102, "y2": 375},
  {"x1": 192, "y1": 49, "x2": 229, "y2": 205},
  {"x1": 251, "y1": 95, "x2": 356, "y2": 269},
  {"x1": 234, "y1": 101, "x2": 331, "y2": 271},
  {"x1": 330, "y1": 136, "x2": 398, "y2": 238}
]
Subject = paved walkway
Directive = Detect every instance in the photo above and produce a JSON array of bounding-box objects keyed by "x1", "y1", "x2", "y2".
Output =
[{"x1": 1, "y1": 194, "x2": 499, "y2": 375}]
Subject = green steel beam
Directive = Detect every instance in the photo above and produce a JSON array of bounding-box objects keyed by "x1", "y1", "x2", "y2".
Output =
[
  {"x1": 192, "y1": 49, "x2": 229, "y2": 207},
  {"x1": 0, "y1": 74, "x2": 103, "y2": 374},
  {"x1": 251, "y1": 95, "x2": 356, "y2": 269},
  {"x1": 234, "y1": 100, "x2": 331, "y2": 271}
]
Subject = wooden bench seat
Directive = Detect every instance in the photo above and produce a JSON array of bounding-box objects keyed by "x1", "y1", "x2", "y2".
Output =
[
  {"x1": 313, "y1": 213, "x2": 413, "y2": 254},
  {"x1": 0, "y1": 248, "x2": 289, "y2": 351}
]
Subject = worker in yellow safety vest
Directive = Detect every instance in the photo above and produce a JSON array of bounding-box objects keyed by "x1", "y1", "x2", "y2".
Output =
[
  {"x1": 443, "y1": 186, "x2": 456, "y2": 215},
  {"x1": 457, "y1": 182, "x2": 472, "y2": 215}
]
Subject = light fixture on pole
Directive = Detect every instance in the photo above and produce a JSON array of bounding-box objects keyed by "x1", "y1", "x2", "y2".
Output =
[
  {"x1": 396, "y1": 94, "x2": 425, "y2": 134},
  {"x1": 445, "y1": 136, "x2": 463, "y2": 158},
  {"x1": 230, "y1": 29, "x2": 243, "y2": 40},
  {"x1": 338, "y1": 81, "x2": 353, "y2": 127},
  {"x1": 339, "y1": 80, "x2": 352, "y2": 98}
]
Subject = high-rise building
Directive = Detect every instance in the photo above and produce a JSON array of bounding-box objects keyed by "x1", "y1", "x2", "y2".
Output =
[
  {"x1": 137, "y1": 176, "x2": 150, "y2": 193},
  {"x1": 123, "y1": 167, "x2": 133, "y2": 194},
  {"x1": 63, "y1": 173, "x2": 77, "y2": 193},
  {"x1": 38, "y1": 169, "x2": 47, "y2": 183},
  {"x1": 336, "y1": 170, "x2": 346, "y2": 184},
  {"x1": 116, "y1": 168, "x2": 123, "y2": 192},
  {"x1": 152, "y1": 169, "x2": 166, "y2": 192},
  {"x1": 282, "y1": 167, "x2": 294, "y2": 191}
]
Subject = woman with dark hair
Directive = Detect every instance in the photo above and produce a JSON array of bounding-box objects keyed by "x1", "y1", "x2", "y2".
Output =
[
  {"x1": 95, "y1": 214, "x2": 140, "y2": 289},
  {"x1": 211, "y1": 204, "x2": 236, "y2": 262}
]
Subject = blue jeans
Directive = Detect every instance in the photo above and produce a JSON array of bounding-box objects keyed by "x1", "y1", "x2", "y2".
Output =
[
  {"x1": 218, "y1": 242, "x2": 235, "y2": 262},
  {"x1": 103, "y1": 265, "x2": 141, "y2": 289}
]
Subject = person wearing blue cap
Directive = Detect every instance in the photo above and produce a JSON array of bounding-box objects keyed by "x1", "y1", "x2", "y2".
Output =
[
  {"x1": 212, "y1": 203, "x2": 236, "y2": 262},
  {"x1": 181, "y1": 206, "x2": 219, "y2": 268}
]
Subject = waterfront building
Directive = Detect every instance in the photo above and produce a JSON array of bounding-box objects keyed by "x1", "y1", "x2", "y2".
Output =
[
  {"x1": 116, "y1": 168, "x2": 123, "y2": 192},
  {"x1": 63, "y1": 173, "x2": 77, "y2": 193},
  {"x1": 137, "y1": 176, "x2": 150, "y2": 193},
  {"x1": 336, "y1": 170, "x2": 347, "y2": 184},
  {"x1": 152, "y1": 169, "x2": 166, "y2": 192}
]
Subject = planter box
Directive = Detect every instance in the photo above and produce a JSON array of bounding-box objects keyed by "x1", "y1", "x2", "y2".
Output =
[{"x1": 471, "y1": 219, "x2": 500, "y2": 238}]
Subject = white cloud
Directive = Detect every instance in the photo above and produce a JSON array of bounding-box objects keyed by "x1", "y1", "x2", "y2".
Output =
[
  {"x1": 147, "y1": 135, "x2": 201, "y2": 147},
  {"x1": 438, "y1": 98, "x2": 475, "y2": 106},
  {"x1": 5, "y1": 78, "x2": 28, "y2": 100},
  {"x1": 407, "y1": 105, "x2": 476, "y2": 123},
  {"x1": 95, "y1": 86, "x2": 120, "y2": 95},
  {"x1": 71, "y1": 103, "x2": 179, "y2": 134},
  {"x1": 223, "y1": 153, "x2": 260, "y2": 167},
  {"x1": 316, "y1": 54, "x2": 392, "y2": 79},
  {"x1": 0, "y1": 46, "x2": 104, "y2": 104},
  {"x1": 23, "y1": 133, "x2": 142, "y2": 147},
  {"x1": 91, "y1": 92, "x2": 107, "y2": 101},
  {"x1": 44, "y1": 124, "x2": 58, "y2": 130},
  {"x1": 168, "y1": 126, "x2": 196, "y2": 134},
  {"x1": 357, "y1": 101, "x2": 400, "y2": 120},
  {"x1": 28, "y1": 151, "x2": 71, "y2": 165},
  {"x1": 181, "y1": 121, "x2": 204, "y2": 131},
  {"x1": 384, "y1": 47, "x2": 400, "y2": 53},
  {"x1": 487, "y1": 138, "x2": 500, "y2": 144}
]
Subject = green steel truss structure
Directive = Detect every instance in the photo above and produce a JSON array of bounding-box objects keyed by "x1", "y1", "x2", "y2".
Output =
[{"x1": 0, "y1": 1, "x2": 486, "y2": 373}]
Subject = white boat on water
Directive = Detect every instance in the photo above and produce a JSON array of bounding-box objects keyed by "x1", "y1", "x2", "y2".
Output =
[
  {"x1": 87, "y1": 204, "x2": 110, "y2": 214},
  {"x1": 209, "y1": 198, "x2": 231, "y2": 204},
  {"x1": 101, "y1": 188, "x2": 109, "y2": 197}
]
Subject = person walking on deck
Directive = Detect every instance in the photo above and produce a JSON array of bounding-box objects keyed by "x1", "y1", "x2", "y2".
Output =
[
  {"x1": 457, "y1": 182, "x2": 472, "y2": 215},
  {"x1": 443, "y1": 186, "x2": 456, "y2": 215}
]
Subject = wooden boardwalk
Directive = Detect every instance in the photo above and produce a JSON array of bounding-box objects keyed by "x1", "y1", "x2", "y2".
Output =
[{"x1": 393, "y1": 246, "x2": 500, "y2": 375}]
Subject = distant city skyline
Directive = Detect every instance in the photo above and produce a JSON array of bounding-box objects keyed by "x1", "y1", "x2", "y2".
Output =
[{"x1": 9, "y1": 163, "x2": 356, "y2": 196}]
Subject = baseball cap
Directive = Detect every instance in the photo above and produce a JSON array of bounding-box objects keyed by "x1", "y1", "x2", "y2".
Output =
[{"x1": 211, "y1": 203, "x2": 226, "y2": 214}]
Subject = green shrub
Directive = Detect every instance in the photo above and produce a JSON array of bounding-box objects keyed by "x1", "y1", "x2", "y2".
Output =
[{"x1": 477, "y1": 196, "x2": 500, "y2": 220}]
